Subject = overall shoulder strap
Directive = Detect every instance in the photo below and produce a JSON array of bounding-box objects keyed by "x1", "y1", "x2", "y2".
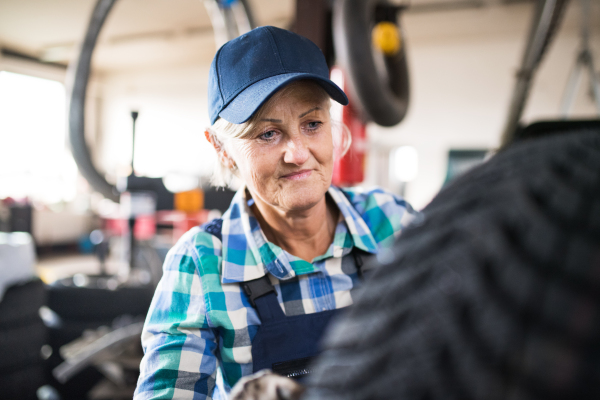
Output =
[
  {"x1": 242, "y1": 276, "x2": 275, "y2": 307},
  {"x1": 351, "y1": 247, "x2": 371, "y2": 279},
  {"x1": 242, "y1": 276, "x2": 285, "y2": 321},
  {"x1": 200, "y1": 218, "x2": 223, "y2": 241}
]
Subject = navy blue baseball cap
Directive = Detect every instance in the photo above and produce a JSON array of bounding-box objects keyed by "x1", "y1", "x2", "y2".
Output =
[{"x1": 208, "y1": 26, "x2": 348, "y2": 124}]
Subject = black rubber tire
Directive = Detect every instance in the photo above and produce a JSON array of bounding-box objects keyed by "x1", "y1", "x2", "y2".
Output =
[
  {"x1": 0, "y1": 318, "x2": 47, "y2": 371},
  {"x1": 0, "y1": 362, "x2": 47, "y2": 400},
  {"x1": 0, "y1": 278, "x2": 47, "y2": 329},
  {"x1": 307, "y1": 131, "x2": 600, "y2": 400},
  {"x1": 47, "y1": 284, "x2": 154, "y2": 321},
  {"x1": 333, "y1": 0, "x2": 409, "y2": 126}
]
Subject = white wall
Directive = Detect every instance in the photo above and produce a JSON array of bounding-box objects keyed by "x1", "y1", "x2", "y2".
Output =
[{"x1": 97, "y1": 64, "x2": 215, "y2": 186}]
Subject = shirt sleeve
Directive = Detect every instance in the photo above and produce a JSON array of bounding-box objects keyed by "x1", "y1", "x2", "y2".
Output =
[{"x1": 134, "y1": 229, "x2": 220, "y2": 400}]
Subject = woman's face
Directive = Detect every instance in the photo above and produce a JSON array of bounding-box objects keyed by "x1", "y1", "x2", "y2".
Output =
[{"x1": 228, "y1": 82, "x2": 334, "y2": 213}]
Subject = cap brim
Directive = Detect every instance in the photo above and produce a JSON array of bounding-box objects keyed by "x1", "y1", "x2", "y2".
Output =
[{"x1": 217, "y1": 73, "x2": 348, "y2": 124}]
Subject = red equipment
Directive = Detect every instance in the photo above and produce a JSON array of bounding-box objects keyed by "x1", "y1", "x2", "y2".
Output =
[{"x1": 331, "y1": 67, "x2": 367, "y2": 187}]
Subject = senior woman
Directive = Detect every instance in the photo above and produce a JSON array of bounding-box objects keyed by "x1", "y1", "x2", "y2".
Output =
[{"x1": 135, "y1": 26, "x2": 417, "y2": 400}]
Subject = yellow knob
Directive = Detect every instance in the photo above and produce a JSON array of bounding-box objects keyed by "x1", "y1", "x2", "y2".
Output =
[{"x1": 372, "y1": 22, "x2": 401, "y2": 56}]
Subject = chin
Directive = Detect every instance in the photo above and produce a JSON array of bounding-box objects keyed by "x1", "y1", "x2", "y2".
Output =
[{"x1": 280, "y1": 182, "x2": 328, "y2": 211}]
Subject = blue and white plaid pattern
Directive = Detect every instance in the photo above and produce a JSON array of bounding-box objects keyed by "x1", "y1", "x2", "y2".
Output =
[{"x1": 134, "y1": 186, "x2": 418, "y2": 400}]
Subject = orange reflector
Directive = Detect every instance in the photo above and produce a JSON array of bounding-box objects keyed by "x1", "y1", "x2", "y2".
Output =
[{"x1": 175, "y1": 189, "x2": 204, "y2": 212}]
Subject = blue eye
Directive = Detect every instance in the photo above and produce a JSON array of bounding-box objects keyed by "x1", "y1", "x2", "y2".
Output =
[
  {"x1": 307, "y1": 121, "x2": 321, "y2": 130},
  {"x1": 259, "y1": 130, "x2": 276, "y2": 141}
]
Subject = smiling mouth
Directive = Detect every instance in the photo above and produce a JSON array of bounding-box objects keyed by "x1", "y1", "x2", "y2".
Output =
[{"x1": 281, "y1": 170, "x2": 312, "y2": 180}]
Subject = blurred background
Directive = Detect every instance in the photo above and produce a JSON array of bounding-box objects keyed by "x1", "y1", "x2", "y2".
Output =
[{"x1": 0, "y1": 0, "x2": 598, "y2": 398}]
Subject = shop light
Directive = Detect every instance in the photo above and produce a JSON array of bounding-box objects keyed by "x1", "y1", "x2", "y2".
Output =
[{"x1": 391, "y1": 145, "x2": 418, "y2": 182}]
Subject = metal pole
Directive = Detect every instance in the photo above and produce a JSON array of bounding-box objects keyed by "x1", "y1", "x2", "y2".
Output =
[
  {"x1": 581, "y1": 0, "x2": 600, "y2": 114},
  {"x1": 202, "y1": 0, "x2": 255, "y2": 50},
  {"x1": 130, "y1": 111, "x2": 139, "y2": 175},
  {"x1": 560, "y1": 54, "x2": 584, "y2": 116},
  {"x1": 500, "y1": 0, "x2": 568, "y2": 147},
  {"x1": 559, "y1": 0, "x2": 600, "y2": 116},
  {"x1": 585, "y1": 52, "x2": 600, "y2": 113}
]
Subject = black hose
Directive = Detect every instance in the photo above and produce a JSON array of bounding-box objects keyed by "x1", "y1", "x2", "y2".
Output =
[
  {"x1": 333, "y1": 0, "x2": 410, "y2": 127},
  {"x1": 69, "y1": 0, "x2": 256, "y2": 201},
  {"x1": 68, "y1": 0, "x2": 120, "y2": 201}
]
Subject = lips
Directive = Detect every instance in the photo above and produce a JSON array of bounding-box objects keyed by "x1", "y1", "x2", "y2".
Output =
[{"x1": 281, "y1": 169, "x2": 312, "y2": 180}]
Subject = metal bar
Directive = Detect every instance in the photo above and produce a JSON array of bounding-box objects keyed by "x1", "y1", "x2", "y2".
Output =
[
  {"x1": 203, "y1": 0, "x2": 229, "y2": 49},
  {"x1": 500, "y1": 0, "x2": 566, "y2": 146},
  {"x1": 584, "y1": 51, "x2": 600, "y2": 114},
  {"x1": 203, "y1": 0, "x2": 255, "y2": 51},
  {"x1": 580, "y1": 0, "x2": 590, "y2": 49},
  {"x1": 53, "y1": 322, "x2": 144, "y2": 384},
  {"x1": 559, "y1": 0, "x2": 600, "y2": 116},
  {"x1": 580, "y1": 0, "x2": 600, "y2": 114},
  {"x1": 560, "y1": 54, "x2": 584, "y2": 116},
  {"x1": 231, "y1": 2, "x2": 253, "y2": 35}
]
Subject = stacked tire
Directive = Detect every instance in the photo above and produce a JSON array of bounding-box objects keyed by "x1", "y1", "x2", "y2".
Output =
[
  {"x1": 46, "y1": 279, "x2": 155, "y2": 399},
  {"x1": 0, "y1": 279, "x2": 48, "y2": 400}
]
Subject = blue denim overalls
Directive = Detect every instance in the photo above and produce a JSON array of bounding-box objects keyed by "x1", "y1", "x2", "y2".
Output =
[{"x1": 202, "y1": 218, "x2": 365, "y2": 380}]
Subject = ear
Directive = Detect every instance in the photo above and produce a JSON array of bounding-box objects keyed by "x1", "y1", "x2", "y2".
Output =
[{"x1": 205, "y1": 130, "x2": 236, "y2": 169}]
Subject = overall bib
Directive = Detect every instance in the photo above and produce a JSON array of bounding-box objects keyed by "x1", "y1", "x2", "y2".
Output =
[
  {"x1": 201, "y1": 218, "x2": 365, "y2": 381},
  {"x1": 242, "y1": 249, "x2": 365, "y2": 380}
]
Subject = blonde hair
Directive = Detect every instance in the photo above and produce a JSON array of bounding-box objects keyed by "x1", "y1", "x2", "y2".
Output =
[{"x1": 206, "y1": 80, "x2": 351, "y2": 187}]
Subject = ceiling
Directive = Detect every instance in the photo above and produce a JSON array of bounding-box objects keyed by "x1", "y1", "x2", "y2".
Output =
[
  {"x1": 0, "y1": 0, "x2": 585, "y2": 74},
  {"x1": 0, "y1": 0, "x2": 295, "y2": 72}
]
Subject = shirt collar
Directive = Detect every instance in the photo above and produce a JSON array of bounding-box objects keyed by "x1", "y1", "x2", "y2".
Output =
[
  {"x1": 327, "y1": 186, "x2": 379, "y2": 254},
  {"x1": 220, "y1": 186, "x2": 378, "y2": 284}
]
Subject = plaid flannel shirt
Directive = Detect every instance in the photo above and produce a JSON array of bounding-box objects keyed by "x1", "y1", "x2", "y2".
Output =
[{"x1": 134, "y1": 185, "x2": 418, "y2": 400}]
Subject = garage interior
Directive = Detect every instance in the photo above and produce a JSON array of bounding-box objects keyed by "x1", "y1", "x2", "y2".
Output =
[{"x1": 0, "y1": 0, "x2": 599, "y2": 398}]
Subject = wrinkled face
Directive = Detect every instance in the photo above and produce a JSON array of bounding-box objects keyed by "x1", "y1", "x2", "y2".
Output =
[{"x1": 228, "y1": 82, "x2": 334, "y2": 212}]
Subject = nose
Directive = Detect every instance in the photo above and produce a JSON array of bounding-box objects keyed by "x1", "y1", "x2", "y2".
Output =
[{"x1": 283, "y1": 134, "x2": 310, "y2": 165}]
